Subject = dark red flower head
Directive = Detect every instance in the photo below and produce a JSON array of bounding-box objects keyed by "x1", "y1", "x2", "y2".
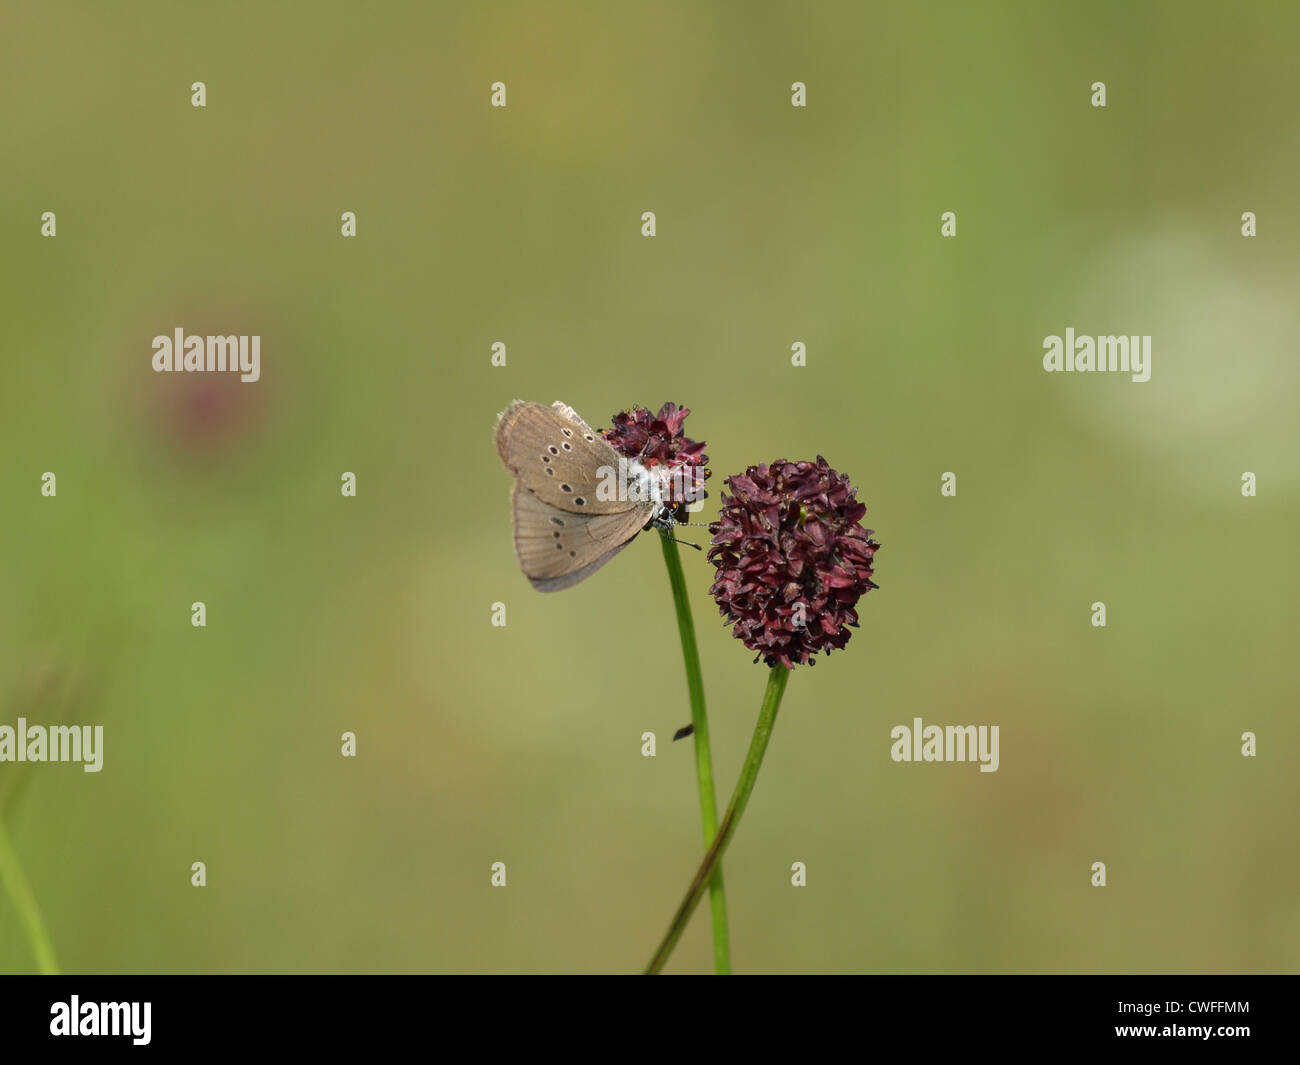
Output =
[
  {"x1": 602, "y1": 402, "x2": 710, "y2": 510},
  {"x1": 708, "y1": 457, "x2": 880, "y2": 668}
]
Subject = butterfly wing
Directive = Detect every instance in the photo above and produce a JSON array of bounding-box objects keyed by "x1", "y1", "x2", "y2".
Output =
[
  {"x1": 511, "y1": 483, "x2": 653, "y2": 591},
  {"x1": 495, "y1": 400, "x2": 633, "y2": 514}
]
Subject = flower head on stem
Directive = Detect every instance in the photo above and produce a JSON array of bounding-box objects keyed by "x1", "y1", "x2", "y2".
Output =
[
  {"x1": 603, "y1": 403, "x2": 710, "y2": 516},
  {"x1": 708, "y1": 457, "x2": 880, "y2": 668}
]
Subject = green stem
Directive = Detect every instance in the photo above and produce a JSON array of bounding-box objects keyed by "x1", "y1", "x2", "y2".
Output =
[
  {"x1": 0, "y1": 816, "x2": 59, "y2": 974},
  {"x1": 658, "y1": 535, "x2": 730, "y2": 974},
  {"x1": 645, "y1": 663, "x2": 789, "y2": 975}
]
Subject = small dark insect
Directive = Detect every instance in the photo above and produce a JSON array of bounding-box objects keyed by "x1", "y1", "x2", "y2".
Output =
[{"x1": 672, "y1": 724, "x2": 695, "y2": 741}]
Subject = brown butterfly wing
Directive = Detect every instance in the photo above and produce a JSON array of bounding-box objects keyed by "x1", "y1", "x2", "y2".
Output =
[
  {"x1": 495, "y1": 400, "x2": 633, "y2": 514},
  {"x1": 511, "y1": 484, "x2": 653, "y2": 591}
]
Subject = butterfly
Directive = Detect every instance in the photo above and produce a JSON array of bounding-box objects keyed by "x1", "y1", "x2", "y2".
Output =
[{"x1": 494, "y1": 400, "x2": 672, "y2": 591}]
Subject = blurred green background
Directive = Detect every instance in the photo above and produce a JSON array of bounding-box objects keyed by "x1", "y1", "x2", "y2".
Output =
[{"x1": 2, "y1": 1, "x2": 1297, "y2": 974}]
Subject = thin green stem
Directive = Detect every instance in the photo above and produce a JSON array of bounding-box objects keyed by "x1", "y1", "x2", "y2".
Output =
[
  {"x1": 658, "y1": 535, "x2": 730, "y2": 974},
  {"x1": 0, "y1": 816, "x2": 59, "y2": 974},
  {"x1": 645, "y1": 663, "x2": 789, "y2": 975}
]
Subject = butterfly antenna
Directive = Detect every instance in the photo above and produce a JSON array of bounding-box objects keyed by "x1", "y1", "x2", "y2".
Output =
[
  {"x1": 655, "y1": 526, "x2": 702, "y2": 551},
  {"x1": 651, "y1": 509, "x2": 702, "y2": 550}
]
